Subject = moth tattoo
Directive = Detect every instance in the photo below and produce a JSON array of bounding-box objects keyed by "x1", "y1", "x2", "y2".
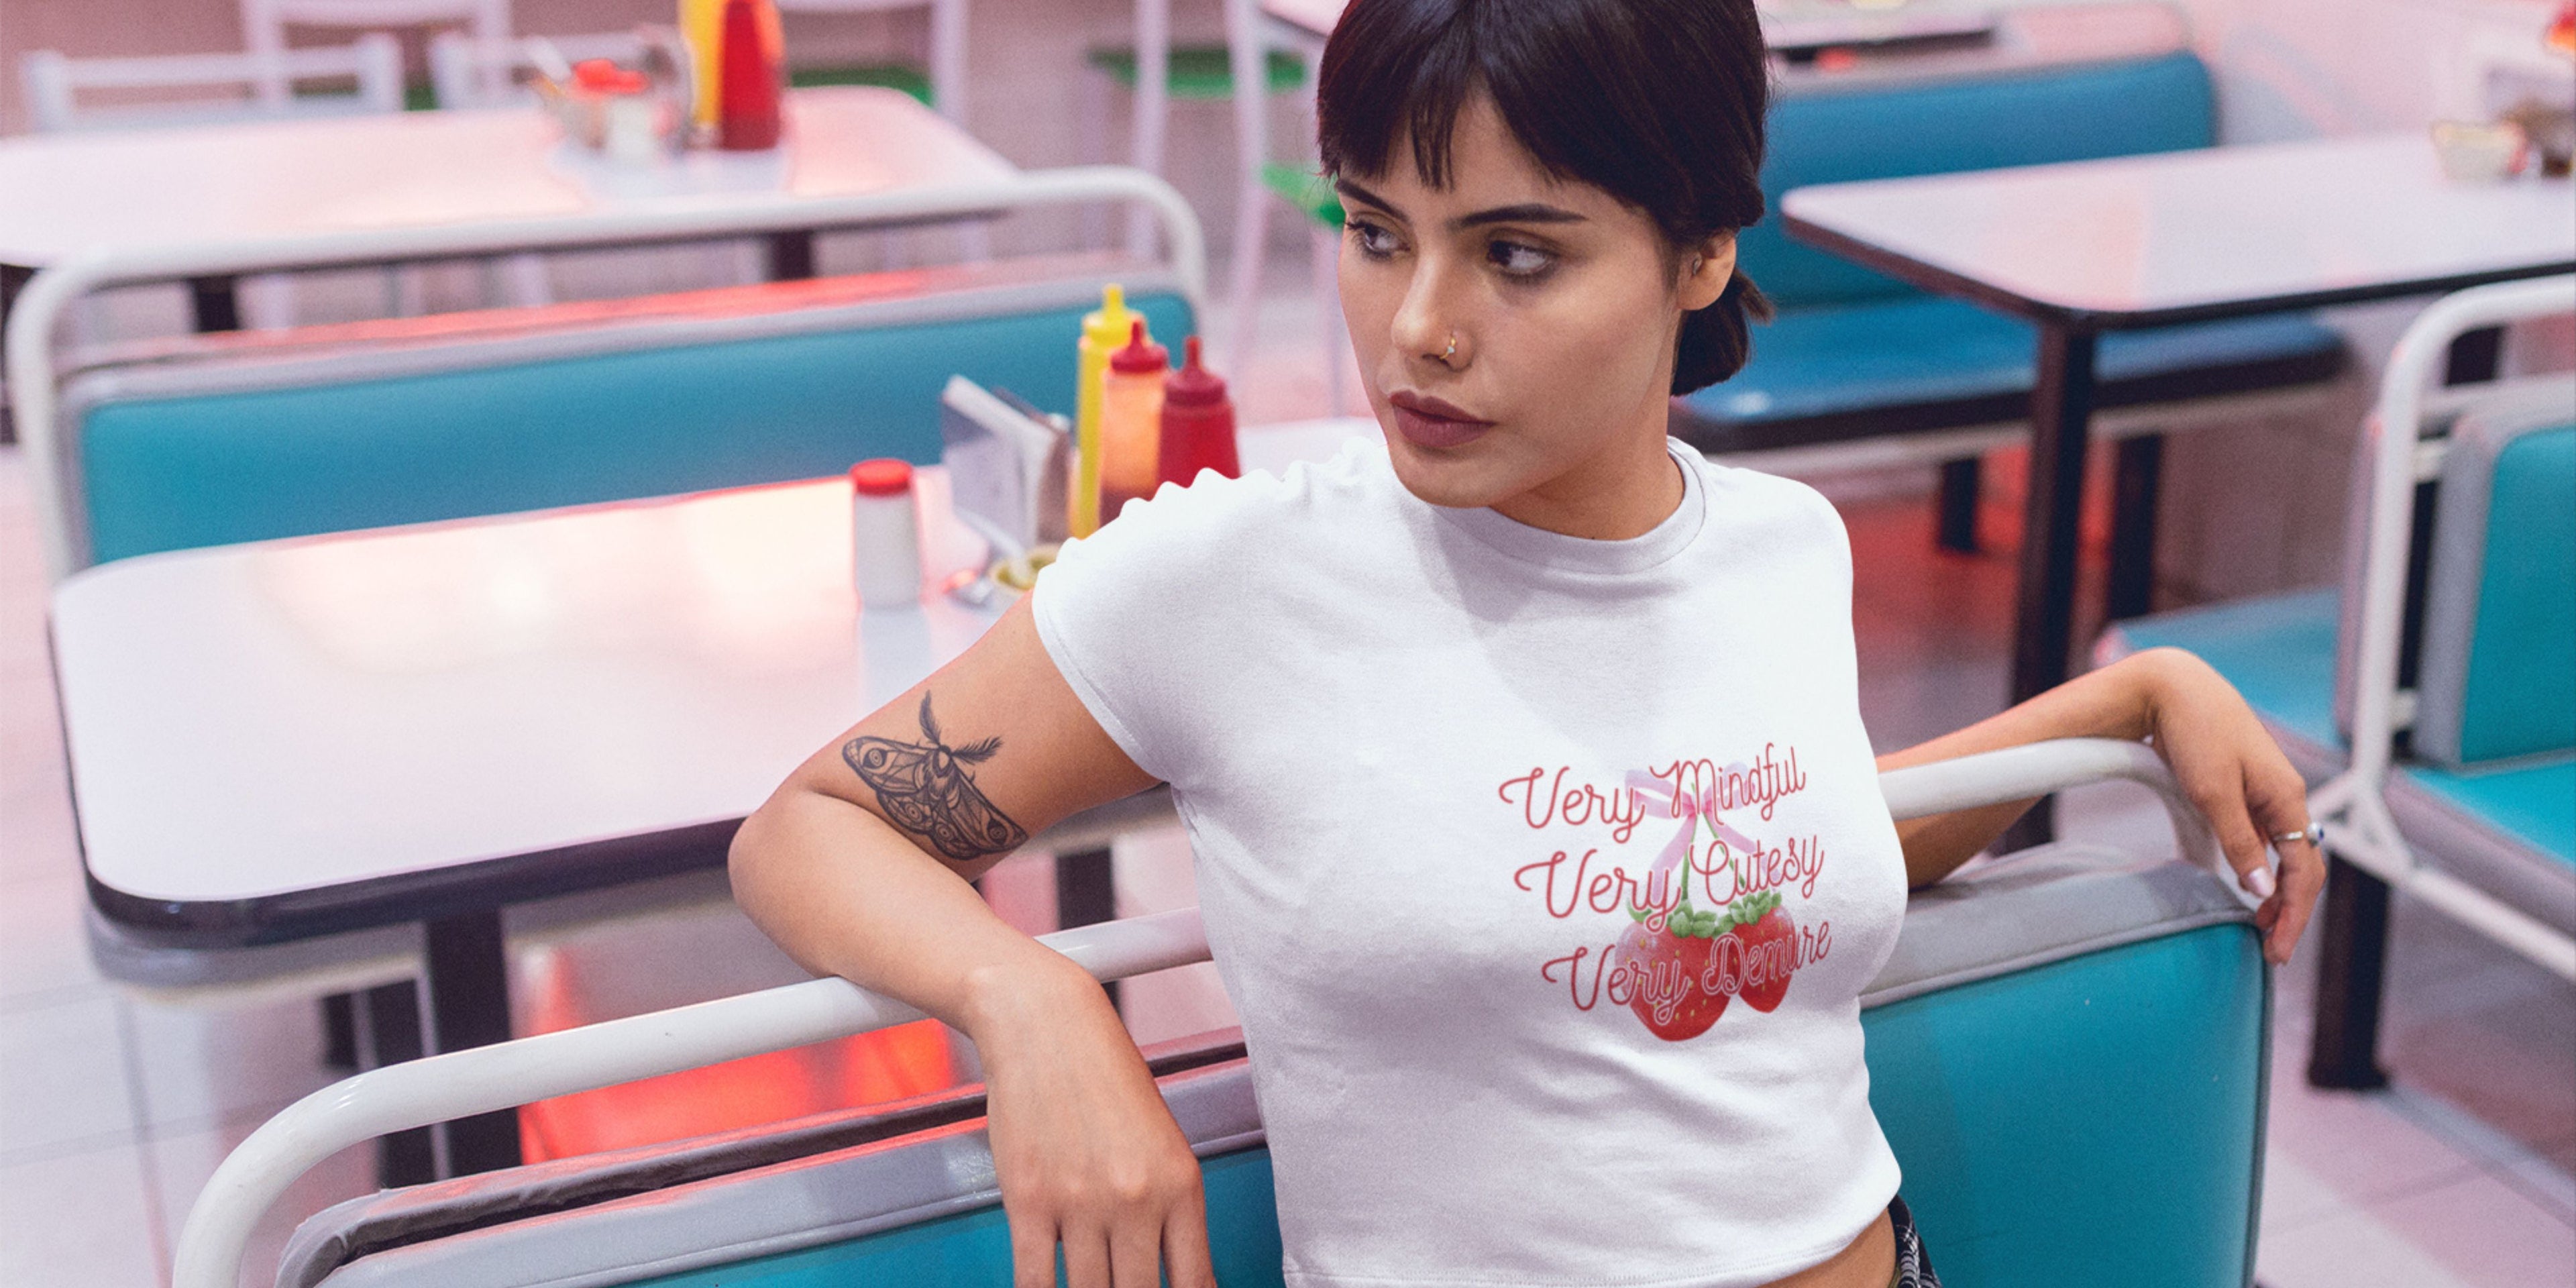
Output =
[{"x1": 844, "y1": 694, "x2": 1030, "y2": 862}]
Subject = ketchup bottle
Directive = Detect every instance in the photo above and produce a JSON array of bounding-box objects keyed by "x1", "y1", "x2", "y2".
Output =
[
  {"x1": 1157, "y1": 336, "x2": 1239, "y2": 486},
  {"x1": 716, "y1": 0, "x2": 784, "y2": 150},
  {"x1": 1099, "y1": 319, "x2": 1171, "y2": 519}
]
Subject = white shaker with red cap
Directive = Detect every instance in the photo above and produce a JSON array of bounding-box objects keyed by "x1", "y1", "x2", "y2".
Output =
[{"x1": 849, "y1": 458, "x2": 924, "y2": 610}]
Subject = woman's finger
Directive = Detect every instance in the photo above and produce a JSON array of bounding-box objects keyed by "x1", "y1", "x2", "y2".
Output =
[
  {"x1": 1164, "y1": 1187, "x2": 1220, "y2": 1288},
  {"x1": 1109, "y1": 1204, "x2": 1169, "y2": 1288},
  {"x1": 2265, "y1": 837, "x2": 2326, "y2": 961},
  {"x1": 2186, "y1": 762, "x2": 2273, "y2": 901},
  {"x1": 2242, "y1": 761, "x2": 2326, "y2": 962},
  {"x1": 1062, "y1": 1221, "x2": 1113, "y2": 1288},
  {"x1": 1008, "y1": 1210, "x2": 1060, "y2": 1288}
]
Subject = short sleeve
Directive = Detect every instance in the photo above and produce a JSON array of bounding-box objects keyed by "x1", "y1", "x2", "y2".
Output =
[{"x1": 1028, "y1": 472, "x2": 1283, "y2": 788}]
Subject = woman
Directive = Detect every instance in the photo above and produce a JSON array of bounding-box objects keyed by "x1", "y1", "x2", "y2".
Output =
[{"x1": 730, "y1": 0, "x2": 2324, "y2": 1283}]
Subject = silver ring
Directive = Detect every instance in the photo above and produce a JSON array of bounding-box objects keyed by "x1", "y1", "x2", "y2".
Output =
[{"x1": 2269, "y1": 824, "x2": 2324, "y2": 848}]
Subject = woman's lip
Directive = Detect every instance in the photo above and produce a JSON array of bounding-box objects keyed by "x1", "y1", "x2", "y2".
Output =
[
  {"x1": 1389, "y1": 391, "x2": 1489, "y2": 423},
  {"x1": 1387, "y1": 392, "x2": 1493, "y2": 449}
]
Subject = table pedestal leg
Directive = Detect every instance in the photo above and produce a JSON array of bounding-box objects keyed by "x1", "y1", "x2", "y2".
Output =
[
  {"x1": 2307, "y1": 854, "x2": 2392, "y2": 1090},
  {"x1": 2107, "y1": 433, "x2": 2164, "y2": 621},
  {"x1": 187, "y1": 276, "x2": 241, "y2": 332},
  {"x1": 356, "y1": 981, "x2": 436, "y2": 1187},
  {"x1": 1055, "y1": 846, "x2": 1120, "y2": 1011},
  {"x1": 0, "y1": 263, "x2": 28, "y2": 445},
  {"x1": 424, "y1": 910, "x2": 523, "y2": 1175},
  {"x1": 2000, "y1": 324, "x2": 2100, "y2": 853},
  {"x1": 765, "y1": 232, "x2": 817, "y2": 282},
  {"x1": 1935, "y1": 458, "x2": 1981, "y2": 553}
]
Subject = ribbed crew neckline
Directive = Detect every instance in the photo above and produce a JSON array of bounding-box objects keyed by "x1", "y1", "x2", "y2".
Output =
[{"x1": 1423, "y1": 440, "x2": 1708, "y2": 576}]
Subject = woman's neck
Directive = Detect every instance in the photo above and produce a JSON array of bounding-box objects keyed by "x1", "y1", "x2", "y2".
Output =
[{"x1": 1485, "y1": 428, "x2": 1686, "y2": 541}]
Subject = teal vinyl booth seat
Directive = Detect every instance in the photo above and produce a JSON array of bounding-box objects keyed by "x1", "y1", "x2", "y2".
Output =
[
  {"x1": 48, "y1": 258, "x2": 1194, "y2": 570},
  {"x1": 1668, "y1": 50, "x2": 2345, "y2": 489},
  {"x1": 272, "y1": 846, "x2": 2268, "y2": 1288}
]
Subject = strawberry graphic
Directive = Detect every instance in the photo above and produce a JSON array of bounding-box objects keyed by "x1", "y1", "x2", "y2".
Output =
[
  {"x1": 1616, "y1": 908, "x2": 1727, "y2": 1040},
  {"x1": 1721, "y1": 890, "x2": 1797, "y2": 1014},
  {"x1": 1615, "y1": 885, "x2": 1799, "y2": 1040}
]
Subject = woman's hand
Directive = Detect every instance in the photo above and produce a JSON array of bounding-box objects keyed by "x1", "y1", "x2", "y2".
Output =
[
  {"x1": 965, "y1": 955, "x2": 1217, "y2": 1288},
  {"x1": 2133, "y1": 647, "x2": 2326, "y2": 965}
]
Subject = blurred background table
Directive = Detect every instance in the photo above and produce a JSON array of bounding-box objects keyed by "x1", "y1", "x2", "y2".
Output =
[
  {"x1": 1781, "y1": 131, "x2": 2576, "y2": 842},
  {"x1": 0, "y1": 86, "x2": 1014, "y2": 332},
  {"x1": 47, "y1": 416, "x2": 1375, "y2": 1180}
]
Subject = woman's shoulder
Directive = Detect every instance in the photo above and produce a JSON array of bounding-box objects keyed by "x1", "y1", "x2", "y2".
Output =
[{"x1": 1685, "y1": 448, "x2": 1849, "y2": 543}]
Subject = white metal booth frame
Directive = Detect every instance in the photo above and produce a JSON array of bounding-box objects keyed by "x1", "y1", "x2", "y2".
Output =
[{"x1": 172, "y1": 737, "x2": 2244, "y2": 1288}]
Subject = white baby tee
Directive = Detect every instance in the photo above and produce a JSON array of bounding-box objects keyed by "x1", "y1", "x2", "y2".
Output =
[{"x1": 1032, "y1": 437, "x2": 1909, "y2": 1287}]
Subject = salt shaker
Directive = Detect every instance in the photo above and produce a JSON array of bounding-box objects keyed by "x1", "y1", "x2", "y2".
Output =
[{"x1": 850, "y1": 459, "x2": 924, "y2": 610}]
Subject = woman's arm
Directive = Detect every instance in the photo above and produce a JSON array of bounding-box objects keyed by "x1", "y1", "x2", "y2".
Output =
[
  {"x1": 730, "y1": 595, "x2": 1214, "y2": 1288},
  {"x1": 1878, "y1": 647, "x2": 2324, "y2": 965}
]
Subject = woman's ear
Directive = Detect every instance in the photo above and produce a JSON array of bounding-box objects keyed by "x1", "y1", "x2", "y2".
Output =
[{"x1": 1677, "y1": 232, "x2": 1737, "y2": 311}]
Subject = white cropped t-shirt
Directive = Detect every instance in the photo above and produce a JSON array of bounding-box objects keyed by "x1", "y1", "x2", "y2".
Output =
[{"x1": 1032, "y1": 438, "x2": 1909, "y2": 1287}]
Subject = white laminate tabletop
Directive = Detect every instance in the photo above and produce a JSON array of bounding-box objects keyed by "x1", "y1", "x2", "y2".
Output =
[
  {"x1": 1779, "y1": 133, "x2": 2576, "y2": 325},
  {"x1": 0, "y1": 88, "x2": 1016, "y2": 268},
  {"x1": 51, "y1": 418, "x2": 1382, "y2": 909}
]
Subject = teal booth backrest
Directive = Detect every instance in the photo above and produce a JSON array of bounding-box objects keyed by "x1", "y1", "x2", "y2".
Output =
[
  {"x1": 60, "y1": 266, "x2": 1194, "y2": 566},
  {"x1": 2414, "y1": 393, "x2": 2576, "y2": 766},
  {"x1": 280, "y1": 846, "x2": 2267, "y2": 1288},
  {"x1": 1748, "y1": 52, "x2": 2216, "y2": 310}
]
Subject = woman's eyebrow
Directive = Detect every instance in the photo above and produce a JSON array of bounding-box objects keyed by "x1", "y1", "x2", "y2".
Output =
[
  {"x1": 1451, "y1": 203, "x2": 1587, "y2": 230},
  {"x1": 1333, "y1": 177, "x2": 1401, "y2": 218}
]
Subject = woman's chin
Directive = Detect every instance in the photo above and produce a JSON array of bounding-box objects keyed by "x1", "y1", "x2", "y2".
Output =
[{"x1": 1383, "y1": 433, "x2": 1517, "y2": 511}]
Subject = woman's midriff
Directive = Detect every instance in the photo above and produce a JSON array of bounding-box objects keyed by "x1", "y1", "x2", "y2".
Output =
[{"x1": 1759, "y1": 1210, "x2": 1895, "y2": 1288}]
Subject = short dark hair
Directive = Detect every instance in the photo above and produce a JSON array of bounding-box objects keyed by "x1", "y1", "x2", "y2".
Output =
[{"x1": 1316, "y1": 0, "x2": 1774, "y2": 394}]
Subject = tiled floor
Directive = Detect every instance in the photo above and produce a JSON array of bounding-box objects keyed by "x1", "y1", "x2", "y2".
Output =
[{"x1": 1, "y1": 273, "x2": 2569, "y2": 1287}]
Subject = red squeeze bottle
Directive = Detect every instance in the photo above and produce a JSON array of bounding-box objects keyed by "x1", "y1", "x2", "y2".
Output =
[
  {"x1": 1157, "y1": 336, "x2": 1239, "y2": 487},
  {"x1": 716, "y1": 0, "x2": 784, "y2": 150}
]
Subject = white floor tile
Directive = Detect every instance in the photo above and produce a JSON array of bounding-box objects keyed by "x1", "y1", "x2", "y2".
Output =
[
  {"x1": 0, "y1": 993, "x2": 137, "y2": 1161},
  {"x1": 2258, "y1": 1192, "x2": 2480, "y2": 1288},
  {"x1": 147, "y1": 1113, "x2": 376, "y2": 1288},
  {"x1": 2367, "y1": 1167, "x2": 2576, "y2": 1287},
  {"x1": 123, "y1": 994, "x2": 340, "y2": 1134},
  {"x1": 0, "y1": 1141, "x2": 164, "y2": 1288},
  {"x1": 0, "y1": 871, "x2": 110, "y2": 1012}
]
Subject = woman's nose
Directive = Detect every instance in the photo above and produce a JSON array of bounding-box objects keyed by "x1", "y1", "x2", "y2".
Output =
[{"x1": 1389, "y1": 260, "x2": 1461, "y2": 367}]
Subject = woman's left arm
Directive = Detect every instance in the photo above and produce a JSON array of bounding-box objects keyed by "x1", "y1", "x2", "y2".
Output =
[{"x1": 1878, "y1": 646, "x2": 2325, "y2": 965}]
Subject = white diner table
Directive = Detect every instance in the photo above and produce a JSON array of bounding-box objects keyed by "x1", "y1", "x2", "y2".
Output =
[
  {"x1": 49, "y1": 415, "x2": 1379, "y2": 1175},
  {"x1": 0, "y1": 87, "x2": 1016, "y2": 328},
  {"x1": 1779, "y1": 131, "x2": 2575, "y2": 839}
]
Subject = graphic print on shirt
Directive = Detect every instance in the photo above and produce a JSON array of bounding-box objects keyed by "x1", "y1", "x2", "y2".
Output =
[{"x1": 1503, "y1": 744, "x2": 1834, "y2": 1042}]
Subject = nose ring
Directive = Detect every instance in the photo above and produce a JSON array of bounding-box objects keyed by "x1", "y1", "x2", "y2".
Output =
[{"x1": 1443, "y1": 333, "x2": 1457, "y2": 362}]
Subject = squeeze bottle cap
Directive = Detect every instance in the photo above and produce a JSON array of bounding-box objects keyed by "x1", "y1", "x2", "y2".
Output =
[
  {"x1": 849, "y1": 458, "x2": 914, "y2": 496},
  {"x1": 1110, "y1": 319, "x2": 1169, "y2": 374},
  {"x1": 1081, "y1": 284, "x2": 1134, "y2": 348},
  {"x1": 1163, "y1": 336, "x2": 1228, "y2": 407}
]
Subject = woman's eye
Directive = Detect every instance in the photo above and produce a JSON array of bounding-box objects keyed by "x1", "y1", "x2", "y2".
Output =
[
  {"x1": 1346, "y1": 220, "x2": 1401, "y2": 259},
  {"x1": 1487, "y1": 239, "x2": 1557, "y2": 279}
]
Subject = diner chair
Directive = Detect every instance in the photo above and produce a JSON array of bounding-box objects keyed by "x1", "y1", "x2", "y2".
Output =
[
  {"x1": 16, "y1": 38, "x2": 412, "y2": 335},
  {"x1": 1667, "y1": 23, "x2": 2350, "y2": 594},
  {"x1": 174, "y1": 739, "x2": 2269, "y2": 1288},
  {"x1": 240, "y1": 0, "x2": 511, "y2": 108},
  {"x1": 2098, "y1": 276, "x2": 2576, "y2": 1091}
]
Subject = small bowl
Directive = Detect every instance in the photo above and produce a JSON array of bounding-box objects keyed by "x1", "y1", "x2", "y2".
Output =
[{"x1": 2430, "y1": 119, "x2": 2529, "y2": 183}]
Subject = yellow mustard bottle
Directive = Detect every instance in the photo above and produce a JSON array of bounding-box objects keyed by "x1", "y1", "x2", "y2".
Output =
[
  {"x1": 682, "y1": 0, "x2": 726, "y2": 131},
  {"x1": 1072, "y1": 284, "x2": 1135, "y2": 538}
]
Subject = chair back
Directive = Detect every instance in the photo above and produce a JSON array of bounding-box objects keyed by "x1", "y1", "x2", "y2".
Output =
[
  {"x1": 2327, "y1": 282, "x2": 2576, "y2": 773},
  {"x1": 1750, "y1": 50, "x2": 2213, "y2": 311},
  {"x1": 19, "y1": 36, "x2": 402, "y2": 132},
  {"x1": 58, "y1": 262, "x2": 1193, "y2": 568},
  {"x1": 2412, "y1": 385, "x2": 2576, "y2": 765},
  {"x1": 239, "y1": 0, "x2": 511, "y2": 104}
]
